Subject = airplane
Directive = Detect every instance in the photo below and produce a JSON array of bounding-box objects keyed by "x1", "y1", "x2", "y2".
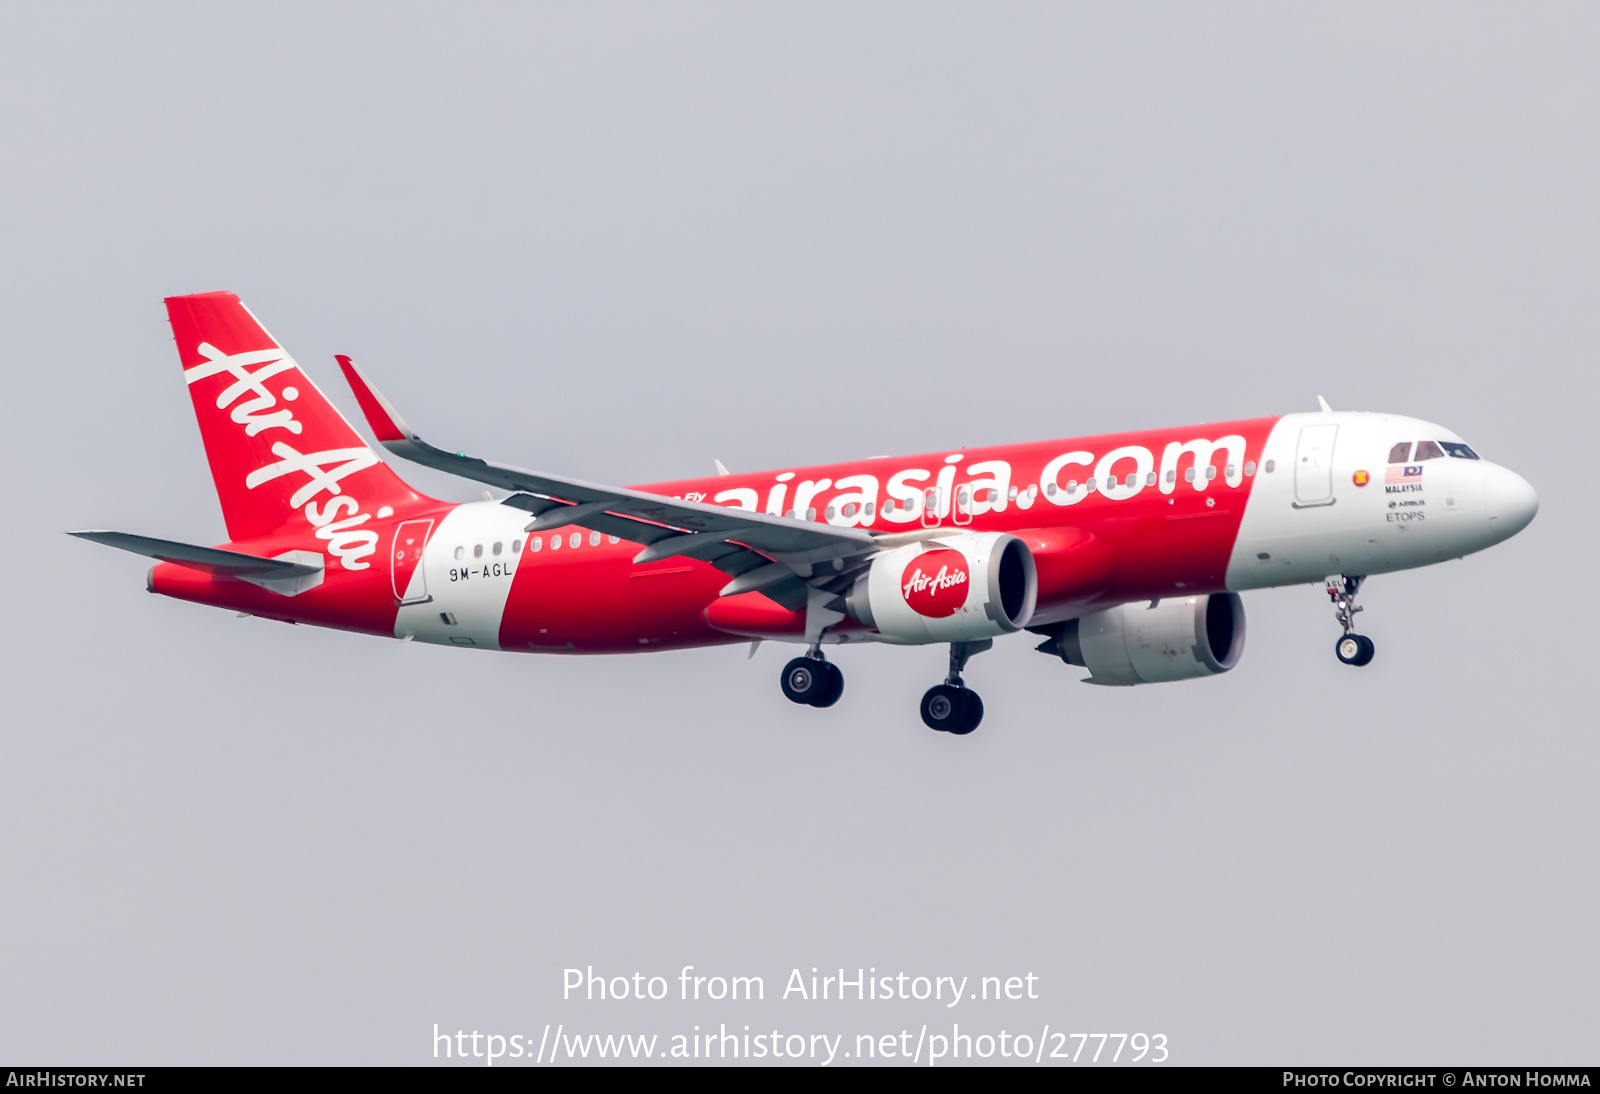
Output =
[{"x1": 72, "y1": 292, "x2": 1539, "y2": 735}]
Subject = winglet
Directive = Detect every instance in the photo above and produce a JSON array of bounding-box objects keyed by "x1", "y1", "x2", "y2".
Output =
[
  {"x1": 332, "y1": 355, "x2": 538, "y2": 491},
  {"x1": 336, "y1": 355, "x2": 419, "y2": 444},
  {"x1": 1317, "y1": 394, "x2": 1334, "y2": 413}
]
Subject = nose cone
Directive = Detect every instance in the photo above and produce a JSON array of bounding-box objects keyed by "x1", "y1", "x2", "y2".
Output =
[{"x1": 1484, "y1": 469, "x2": 1538, "y2": 539}]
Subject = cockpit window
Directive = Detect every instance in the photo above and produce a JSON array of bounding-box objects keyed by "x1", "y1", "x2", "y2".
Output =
[
  {"x1": 1413, "y1": 440, "x2": 1445, "y2": 461},
  {"x1": 1387, "y1": 442, "x2": 1412, "y2": 464},
  {"x1": 1439, "y1": 441, "x2": 1479, "y2": 460}
]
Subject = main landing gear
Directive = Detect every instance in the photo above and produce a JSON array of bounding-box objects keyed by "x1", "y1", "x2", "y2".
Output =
[
  {"x1": 778, "y1": 639, "x2": 991, "y2": 735},
  {"x1": 1327, "y1": 575, "x2": 1376, "y2": 667},
  {"x1": 921, "y1": 640, "x2": 990, "y2": 735},
  {"x1": 780, "y1": 650, "x2": 844, "y2": 708}
]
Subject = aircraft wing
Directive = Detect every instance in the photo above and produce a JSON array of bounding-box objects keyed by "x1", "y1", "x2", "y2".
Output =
[
  {"x1": 67, "y1": 531, "x2": 322, "y2": 576},
  {"x1": 336, "y1": 356, "x2": 877, "y2": 611}
]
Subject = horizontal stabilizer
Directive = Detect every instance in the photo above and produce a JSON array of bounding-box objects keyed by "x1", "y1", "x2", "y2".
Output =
[{"x1": 68, "y1": 531, "x2": 321, "y2": 577}]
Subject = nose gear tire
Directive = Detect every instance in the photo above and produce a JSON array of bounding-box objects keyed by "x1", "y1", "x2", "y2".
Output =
[{"x1": 1335, "y1": 634, "x2": 1375, "y2": 666}]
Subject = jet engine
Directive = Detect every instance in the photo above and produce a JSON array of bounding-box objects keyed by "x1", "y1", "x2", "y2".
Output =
[
  {"x1": 1042, "y1": 593, "x2": 1245, "y2": 685},
  {"x1": 846, "y1": 532, "x2": 1037, "y2": 644}
]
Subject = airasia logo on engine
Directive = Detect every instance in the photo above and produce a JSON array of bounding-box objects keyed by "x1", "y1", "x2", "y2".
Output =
[{"x1": 901, "y1": 548, "x2": 970, "y2": 618}]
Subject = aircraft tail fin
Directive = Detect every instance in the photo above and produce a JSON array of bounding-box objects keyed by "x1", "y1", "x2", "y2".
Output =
[{"x1": 164, "y1": 292, "x2": 426, "y2": 541}]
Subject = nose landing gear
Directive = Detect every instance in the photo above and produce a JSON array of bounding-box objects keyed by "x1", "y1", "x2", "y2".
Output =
[
  {"x1": 1327, "y1": 575, "x2": 1375, "y2": 666},
  {"x1": 780, "y1": 650, "x2": 844, "y2": 708},
  {"x1": 921, "y1": 640, "x2": 989, "y2": 734}
]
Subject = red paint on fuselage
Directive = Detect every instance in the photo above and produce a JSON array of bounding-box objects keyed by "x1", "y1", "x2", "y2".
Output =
[
  {"x1": 497, "y1": 416, "x2": 1277, "y2": 651},
  {"x1": 152, "y1": 417, "x2": 1278, "y2": 652}
]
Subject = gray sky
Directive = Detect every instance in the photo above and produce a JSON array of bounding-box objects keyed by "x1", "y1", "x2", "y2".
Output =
[{"x1": 0, "y1": 2, "x2": 1594, "y2": 1065}]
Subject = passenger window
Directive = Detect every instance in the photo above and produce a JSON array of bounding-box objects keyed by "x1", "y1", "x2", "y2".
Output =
[
  {"x1": 1387, "y1": 442, "x2": 1412, "y2": 464},
  {"x1": 531, "y1": 537, "x2": 542, "y2": 552},
  {"x1": 1414, "y1": 440, "x2": 1445, "y2": 461},
  {"x1": 1439, "y1": 441, "x2": 1480, "y2": 460},
  {"x1": 512, "y1": 539, "x2": 522, "y2": 554},
  {"x1": 492, "y1": 542, "x2": 503, "y2": 556},
  {"x1": 473, "y1": 544, "x2": 483, "y2": 558},
  {"x1": 589, "y1": 531, "x2": 601, "y2": 546},
  {"x1": 570, "y1": 532, "x2": 581, "y2": 548},
  {"x1": 453, "y1": 546, "x2": 464, "y2": 561},
  {"x1": 608, "y1": 536, "x2": 619, "y2": 544},
  {"x1": 551, "y1": 535, "x2": 561, "y2": 550}
]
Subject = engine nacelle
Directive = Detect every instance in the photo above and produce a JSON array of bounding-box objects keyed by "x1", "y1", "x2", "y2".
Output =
[
  {"x1": 847, "y1": 532, "x2": 1037, "y2": 644},
  {"x1": 1048, "y1": 593, "x2": 1245, "y2": 685}
]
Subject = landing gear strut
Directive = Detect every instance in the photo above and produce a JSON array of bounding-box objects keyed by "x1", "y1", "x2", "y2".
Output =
[
  {"x1": 1327, "y1": 574, "x2": 1375, "y2": 667},
  {"x1": 780, "y1": 647, "x2": 844, "y2": 708},
  {"x1": 921, "y1": 640, "x2": 989, "y2": 734}
]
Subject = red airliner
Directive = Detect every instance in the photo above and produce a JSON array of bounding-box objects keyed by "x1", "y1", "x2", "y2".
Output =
[{"x1": 74, "y1": 292, "x2": 1538, "y2": 734}]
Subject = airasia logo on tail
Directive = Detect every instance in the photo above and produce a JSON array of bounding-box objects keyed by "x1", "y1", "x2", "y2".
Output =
[
  {"x1": 184, "y1": 340, "x2": 380, "y2": 570},
  {"x1": 901, "y1": 548, "x2": 969, "y2": 617}
]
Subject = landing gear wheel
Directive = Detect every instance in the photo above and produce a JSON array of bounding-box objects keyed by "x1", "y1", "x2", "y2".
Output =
[
  {"x1": 1335, "y1": 634, "x2": 1375, "y2": 666},
  {"x1": 947, "y1": 690, "x2": 983, "y2": 735},
  {"x1": 920, "y1": 684, "x2": 972, "y2": 732},
  {"x1": 781, "y1": 657, "x2": 827, "y2": 704},
  {"x1": 781, "y1": 657, "x2": 844, "y2": 706},
  {"x1": 809, "y1": 661, "x2": 844, "y2": 708}
]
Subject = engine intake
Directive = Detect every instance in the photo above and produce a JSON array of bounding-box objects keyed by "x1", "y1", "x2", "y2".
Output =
[
  {"x1": 1045, "y1": 593, "x2": 1245, "y2": 685},
  {"x1": 848, "y1": 532, "x2": 1037, "y2": 644}
]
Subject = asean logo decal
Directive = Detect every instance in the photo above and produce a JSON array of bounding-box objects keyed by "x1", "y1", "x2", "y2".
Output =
[
  {"x1": 901, "y1": 548, "x2": 970, "y2": 618},
  {"x1": 1352, "y1": 470, "x2": 1370, "y2": 486}
]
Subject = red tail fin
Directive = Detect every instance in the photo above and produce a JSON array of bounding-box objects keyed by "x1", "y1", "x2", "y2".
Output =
[{"x1": 165, "y1": 292, "x2": 427, "y2": 550}]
